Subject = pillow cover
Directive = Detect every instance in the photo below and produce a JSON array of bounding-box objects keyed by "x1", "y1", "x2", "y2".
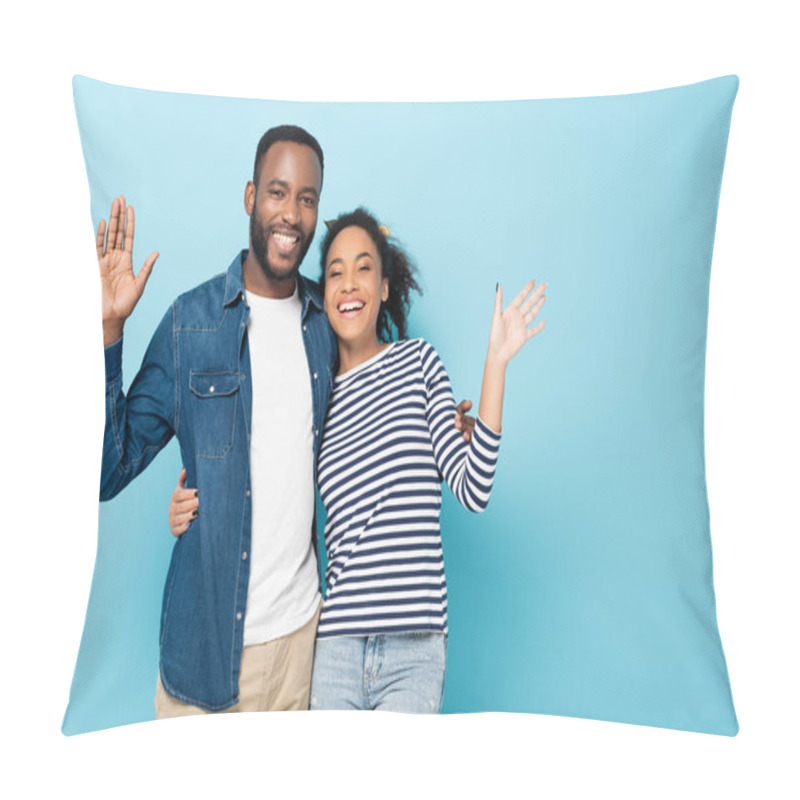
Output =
[{"x1": 64, "y1": 75, "x2": 738, "y2": 735}]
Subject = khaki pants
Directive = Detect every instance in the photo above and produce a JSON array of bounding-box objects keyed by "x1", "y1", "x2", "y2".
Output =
[{"x1": 155, "y1": 603, "x2": 321, "y2": 718}]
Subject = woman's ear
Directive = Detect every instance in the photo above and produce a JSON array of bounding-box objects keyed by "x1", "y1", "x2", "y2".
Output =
[{"x1": 381, "y1": 277, "x2": 389, "y2": 302}]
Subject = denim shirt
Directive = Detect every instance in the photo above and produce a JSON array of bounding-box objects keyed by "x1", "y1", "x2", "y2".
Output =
[{"x1": 101, "y1": 251, "x2": 337, "y2": 711}]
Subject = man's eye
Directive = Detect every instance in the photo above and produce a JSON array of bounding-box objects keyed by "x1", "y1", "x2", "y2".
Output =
[
  {"x1": 269, "y1": 189, "x2": 283, "y2": 198},
  {"x1": 301, "y1": 197, "x2": 316, "y2": 207}
]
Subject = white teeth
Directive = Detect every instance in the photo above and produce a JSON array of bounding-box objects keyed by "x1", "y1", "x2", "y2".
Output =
[
  {"x1": 338, "y1": 301, "x2": 365, "y2": 312},
  {"x1": 273, "y1": 232, "x2": 298, "y2": 244}
]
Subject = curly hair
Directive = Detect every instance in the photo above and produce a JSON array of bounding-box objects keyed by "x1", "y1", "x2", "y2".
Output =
[{"x1": 319, "y1": 208, "x2": 422, "y2": 342}]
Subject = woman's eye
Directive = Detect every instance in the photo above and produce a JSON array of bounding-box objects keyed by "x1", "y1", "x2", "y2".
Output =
[
  {"x1": 358, "y1": 264, "x2": 371, "y2": 271},
  {"x1": 329, "y1": 270, "x2": 341, "y2": 278}
]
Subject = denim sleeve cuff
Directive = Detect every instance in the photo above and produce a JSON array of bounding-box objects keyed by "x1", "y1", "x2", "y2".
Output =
[{"x1": 104, "y1": 336, "x2": 123, "y2": 385}]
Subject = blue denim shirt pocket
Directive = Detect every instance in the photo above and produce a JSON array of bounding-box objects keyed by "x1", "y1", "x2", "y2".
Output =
[{"x1": 188, "y1": 369, "x2": 240, "y2": 459}]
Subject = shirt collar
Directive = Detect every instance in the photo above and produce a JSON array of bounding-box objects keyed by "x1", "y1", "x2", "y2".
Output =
[{"x1": 223, "y1": 250, "x2": 324, "y2": 319}]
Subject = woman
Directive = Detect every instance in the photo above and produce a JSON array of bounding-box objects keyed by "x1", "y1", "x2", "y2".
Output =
[{"x1": 169, "y1": 208, "x2": 546, "y2": 712}]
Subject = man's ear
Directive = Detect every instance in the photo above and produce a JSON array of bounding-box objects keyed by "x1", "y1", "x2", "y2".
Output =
[{"x1": 244, "y1": 181, "x2": 256, "y2": 215}]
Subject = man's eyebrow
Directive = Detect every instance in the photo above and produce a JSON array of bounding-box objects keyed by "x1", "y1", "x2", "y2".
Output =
[{"x1": 266, "y1": 178, "x2": 319, "y2": 198}]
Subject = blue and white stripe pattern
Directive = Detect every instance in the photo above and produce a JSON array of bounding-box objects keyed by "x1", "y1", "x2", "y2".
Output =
[{"x1": 316, "y1": 338, "x2": 501, "y2": 638}]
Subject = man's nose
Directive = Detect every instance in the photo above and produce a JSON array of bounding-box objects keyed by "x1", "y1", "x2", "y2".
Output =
[{"x1": 281, "y1": 197, "x2": 300, "y2": 225}]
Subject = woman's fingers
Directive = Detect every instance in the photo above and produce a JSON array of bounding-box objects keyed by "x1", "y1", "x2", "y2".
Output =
[
  {"x1": 518, "y1": 282, "x2": 546, "y2": 316},
  {"x1": 170, "y1": 467, "x2": 198, "y2": 537},
  {"x1": 169, "y1": 497, "x2": 198, "y2": 537},
  {"x1": 172, "y1": 493, "x2": 199, "y2": 514},
  {"x1": 526, "y1": 319, "x2": 547, "y2": 340},
  {"x1": 509, "y1": 280, "x2": 536, "y2": 310},
  {"x1": 523, "y1": 295, "x2": 546, "y2": 325}
]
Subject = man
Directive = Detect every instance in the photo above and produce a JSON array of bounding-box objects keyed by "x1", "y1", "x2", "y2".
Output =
[{"x1": 98, "y1": 125, "x2": 472, "y2": 717}]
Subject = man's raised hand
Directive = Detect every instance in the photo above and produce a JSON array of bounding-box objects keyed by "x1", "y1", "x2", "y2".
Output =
[{"x1": 98, "y1": 196, "x2": 159, "y2": 346}]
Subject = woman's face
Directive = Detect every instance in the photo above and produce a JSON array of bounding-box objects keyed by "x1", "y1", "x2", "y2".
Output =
[{"x1": 323, "y1": 225, "x2": 389, "y2": 346}]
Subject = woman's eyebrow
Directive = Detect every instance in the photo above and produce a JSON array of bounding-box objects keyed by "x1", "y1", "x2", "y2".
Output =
[{"x1": 328, "y1": 252, "x2": 373, "y2": 269}]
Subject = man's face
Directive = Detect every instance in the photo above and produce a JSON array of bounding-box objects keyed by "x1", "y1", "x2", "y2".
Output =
[{"x1": 248, "y1": 141, "x2": 322, "y2": 282}]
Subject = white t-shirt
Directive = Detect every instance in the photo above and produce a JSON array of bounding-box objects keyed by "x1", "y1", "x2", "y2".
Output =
[{"x1": 242, "y1": 285, "x2": 321, "y2": 645}]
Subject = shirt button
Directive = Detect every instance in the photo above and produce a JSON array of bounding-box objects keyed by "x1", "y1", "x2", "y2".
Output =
[
  {"x1": 241, "y1": 321, "x2": 246, "y2": 328},
  {"x1": 236, "y1": 612, "x2": 242, "y2": 621},
  {"x1": 246, "y1": 489, "x2": 251, "y2": 498},
  {"x1": 314, "y1": 429, "x2": 319, "y2": 436},
  {"x1": 209, "y1": 386, "x2": 215, "y2": 394},
  {"x1": 242, "y1": 551, "x2": 248, "y2": 560},
  {"x1": 303, "y1": 325, "x2": 307, "y2": 332},
  {"x1": 313, "y1": 372, "x2": 318, "y2": 380}
]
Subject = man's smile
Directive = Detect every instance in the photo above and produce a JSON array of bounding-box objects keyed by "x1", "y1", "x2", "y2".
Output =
[{"x1": 271, "y1": 229, "x2": 301, "y2": 255}]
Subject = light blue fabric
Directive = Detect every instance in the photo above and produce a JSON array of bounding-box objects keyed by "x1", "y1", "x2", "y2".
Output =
[
  {"x1": 310, "y1": 633, "x2": 447, "y2": 712},
  {"x1": 64, "y1": 75, "x2": 739, "y2": 736}
]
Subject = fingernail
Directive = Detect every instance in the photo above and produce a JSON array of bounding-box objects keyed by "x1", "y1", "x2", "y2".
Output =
[
  {"x1": 192, "y1": 510, "x2": 198, "y2": 518},
  {"x1": 496, "y1": 282, "x2": 499, "y2": 291},
  {"x1": 194, "y1": 490, "x2": 198, "y2": 497}
]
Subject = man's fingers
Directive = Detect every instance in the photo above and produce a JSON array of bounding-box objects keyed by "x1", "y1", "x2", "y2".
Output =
[
  {"x1": 96, "y1": 218, "x2": 107, "y2": 260},
  {"x1": 114, "y1": 197, "x2": 127, "y2": 250},
  {"x1": 177, "y1": 467, "x2": 187, "y2": 489},
  {"x1": 454, "y1": 399, "x2": 473, "y2": 430},
  {"x1": 124, "y1": 205, "x2": 135, "y2": 253},
  {"x1": 135, "y1": 251, "x2": 159, "y2": 294},
  {"x1": 107, "y1": 197, "x2": 121, "y2": 253}
]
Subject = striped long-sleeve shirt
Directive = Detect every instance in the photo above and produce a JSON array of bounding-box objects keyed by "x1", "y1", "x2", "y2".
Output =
[{"x1": 316, "y1": 338, "x2": 502, "y2": 638}]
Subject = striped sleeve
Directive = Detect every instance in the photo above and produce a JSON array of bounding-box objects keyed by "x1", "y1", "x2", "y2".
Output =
[{"x1": 418, "y1": 340, "x2": 501, "y2": 512}]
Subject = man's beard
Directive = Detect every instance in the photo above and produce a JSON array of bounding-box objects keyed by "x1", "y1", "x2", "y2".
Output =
[{"x1": 249, "y1": 211, "x2": 314, "y2": 282}]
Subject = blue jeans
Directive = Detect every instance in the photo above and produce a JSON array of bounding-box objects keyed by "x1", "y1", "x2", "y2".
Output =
[{"x1": 310, "y1": 632, "x2": 447, "y2": 713}]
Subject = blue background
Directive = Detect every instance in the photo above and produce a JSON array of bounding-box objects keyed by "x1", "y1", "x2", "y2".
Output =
[{"x1": 64, "y1": 75, "x2": 738, "y2": 735}]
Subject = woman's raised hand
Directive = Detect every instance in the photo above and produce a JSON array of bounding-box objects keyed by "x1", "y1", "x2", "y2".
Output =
[
  {"x1": 487, "y1": 281, "x2": 546, "y2": 366},
  {"x1": 168, "y1": 468, "x2": 199, "y2": 538},
  {"x1": 97, "y1": 196, "x2": 159, "y2": 346}
]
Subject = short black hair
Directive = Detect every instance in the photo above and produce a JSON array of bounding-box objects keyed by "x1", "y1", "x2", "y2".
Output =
[
  {"x1": 253, "y1": 125, "x2": 324, "y2": 188},
  {"x1": 320, "y1": 207, "x2": 422, "y2": 342}
]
